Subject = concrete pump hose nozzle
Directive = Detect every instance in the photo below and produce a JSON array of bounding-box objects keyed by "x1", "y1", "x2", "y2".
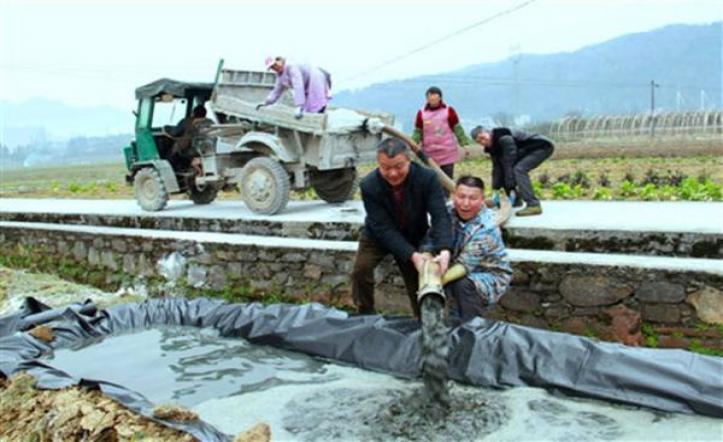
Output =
[{"x1": 417, "y1": 253, "x2": 445, "y2": 302}]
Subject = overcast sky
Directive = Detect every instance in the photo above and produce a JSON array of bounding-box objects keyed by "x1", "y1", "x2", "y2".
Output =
[{"x1": 1, "y1": 0, "x2": 720, "y2": 110}]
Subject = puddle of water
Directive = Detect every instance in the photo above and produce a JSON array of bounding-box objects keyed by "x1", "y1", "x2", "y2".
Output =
[
  {"x1": 45, "y1": 326, "x2": 336, "y2": 408},
  {"x1": 41, "y1": 326, "x2": 723, "y2": 441}
]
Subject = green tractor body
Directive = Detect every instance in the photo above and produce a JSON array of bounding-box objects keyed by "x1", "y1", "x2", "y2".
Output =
[{"x1": 124, "y1": 79, "x2": 215, "y2": 210}]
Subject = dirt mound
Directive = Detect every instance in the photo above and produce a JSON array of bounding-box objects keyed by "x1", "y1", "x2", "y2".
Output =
[
  {"x1": 153, "y1": 404, "x2": 199, "y2": 422},
  {"x1": 234, "y1": 422, "x2": 271, "y2": 442},
  {"x1": 0, "y1": 372, "x2": 196, "y2": 441},
  {"x1": 28, "y1": 325, "x2": 55, "y2": 343}
]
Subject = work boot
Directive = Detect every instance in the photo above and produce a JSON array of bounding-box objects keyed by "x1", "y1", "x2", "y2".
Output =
[{"x1": 516, "y1": 205, "x2": 542, "y2": 216}]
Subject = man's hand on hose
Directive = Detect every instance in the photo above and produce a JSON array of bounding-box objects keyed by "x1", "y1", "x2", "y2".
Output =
[
  {"x1": 411, "y1": 252, "x2": 429, "y2": 273},
  {"x1": 432, "y1": 250, "x2": 451, "y2": 276}
]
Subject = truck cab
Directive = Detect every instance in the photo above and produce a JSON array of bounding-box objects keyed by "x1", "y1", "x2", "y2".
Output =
[{"x1": 123, "y1": 79, "x2": 216, "y2": 211}]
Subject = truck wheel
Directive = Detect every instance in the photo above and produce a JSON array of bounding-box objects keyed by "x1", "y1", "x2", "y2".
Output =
[
  {"x1": 310, "y1": 167, "x2": 357, "y2": 203},
  {"x1": 188, "y1": 181, "x2": 218, "y2": 205},
  {"x1": 239, "y1": 157, "x2": 290, "y2": 215},
  {"x1": 133, "y1": 167, "x2": 169, "y2": 211}
]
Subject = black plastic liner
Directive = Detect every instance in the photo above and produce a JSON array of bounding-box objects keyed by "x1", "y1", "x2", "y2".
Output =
[{"x1": 1, "y1": 297, "x2": 722, "y2": 441}]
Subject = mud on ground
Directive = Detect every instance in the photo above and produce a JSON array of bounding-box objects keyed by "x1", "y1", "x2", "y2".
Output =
[{"x1": 0, "y1": 372, "x2": 197, "y2": 441}]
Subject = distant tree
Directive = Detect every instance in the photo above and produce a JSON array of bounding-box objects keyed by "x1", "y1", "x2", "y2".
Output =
[
  {"x1": 492, "y1": 112, "x2": 515, "y2": 126},
  {"x1": 8, "y1": 145, "x2": 29, "y2": 164}
]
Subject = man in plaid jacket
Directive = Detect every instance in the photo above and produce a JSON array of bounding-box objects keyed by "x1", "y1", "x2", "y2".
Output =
[{"x1": 439, "y1": 175, "x2": 512, "y2": 321}]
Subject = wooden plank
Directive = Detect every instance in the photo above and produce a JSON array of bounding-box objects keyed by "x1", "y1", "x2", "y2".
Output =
[{"x1": 213, "y1": 95, "x2": 326, "y2": 134}]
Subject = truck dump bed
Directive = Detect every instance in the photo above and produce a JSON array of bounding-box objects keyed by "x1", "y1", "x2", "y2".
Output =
[{"x1": 211, "y1": 68, "x2": 394, "y2": 135}]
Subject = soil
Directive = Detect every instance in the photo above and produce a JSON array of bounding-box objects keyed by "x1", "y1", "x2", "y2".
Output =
[{"x1": 0, "y1": 372, "x2": 197, "y2": 441}]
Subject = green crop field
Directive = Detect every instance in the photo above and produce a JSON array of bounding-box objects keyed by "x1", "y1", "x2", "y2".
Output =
[{"x1": 2, "y1": 139, "x2": 721, "y2": 202}]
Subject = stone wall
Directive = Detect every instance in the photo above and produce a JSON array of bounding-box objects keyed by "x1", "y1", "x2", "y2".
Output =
[
  {"x1": 496, "y1": 263, "x2": 722, "y2": 348},
  {"x1": 503, "y1": 228, "x2": 722, "y2": 259},
  {"x1": 1, "y1": 225, "x2": 721, "y2": 350},
  {"x1": 4, "y1": 212, "x2": 721, "y2": 258}
]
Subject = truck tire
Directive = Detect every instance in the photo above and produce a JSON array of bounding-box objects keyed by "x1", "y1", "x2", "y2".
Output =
[
  {"x1": 188, "y1": 181, "x2": 218, "y2": 205},
  {"x1": 239, "y1": 157, "x2": 290, "y2": 215},
  {"x1": 133, "y1": 167, "x2": 169, "y2": 211},
  {"x1": 310, "y1": 167, "x2": 357, "y2": 203}
]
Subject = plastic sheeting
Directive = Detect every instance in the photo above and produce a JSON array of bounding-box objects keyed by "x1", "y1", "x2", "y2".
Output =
[{"x1": 1, "y1": 297, "x2": 722, "y2": 442}]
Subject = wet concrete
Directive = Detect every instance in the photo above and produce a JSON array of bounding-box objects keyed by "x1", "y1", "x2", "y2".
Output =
[
  {"x1": 206, "y1": 372, "x2": 723, "y2": 441},
  {"x1": 419, "y1": 294, "x2": 449, "y2": 406},
  {"x1": 40, "y1": 326, "x2": 723, "y2": 441}
]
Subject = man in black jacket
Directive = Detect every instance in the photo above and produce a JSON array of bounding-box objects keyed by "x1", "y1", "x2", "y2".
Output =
[
  {"x1": 352, "y1": 137, "x2": 453, "y2": 317},
  {"x1": 470, "y1": 126, "x2": 554, "y2": 216},
  {"x1": 163, "y1": 104, "x2": 213, "y2": 175}
]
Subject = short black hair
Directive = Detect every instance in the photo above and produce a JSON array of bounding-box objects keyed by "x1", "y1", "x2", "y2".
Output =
[
  {"x1": 456, "y1": 175, "x2": 485, "y2": 191},
  {"x1": 426, "y1": 86, "x2": 442, "y2": 97},
  {"x1": 376, "y1": 137, "x2": 409, "y2": 158},
  {"x1": 192, "y1": 104, "x2": 207, "y2": 118},
  {"x1": 469, "y1": 125, "x2": 487, "y2": 140}
]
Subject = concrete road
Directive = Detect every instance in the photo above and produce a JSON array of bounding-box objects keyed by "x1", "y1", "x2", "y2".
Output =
[{"x1": 2, "y1": 198, "x2": 721, "y2": 234}]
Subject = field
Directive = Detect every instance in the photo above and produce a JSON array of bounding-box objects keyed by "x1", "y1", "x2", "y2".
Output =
[{"x1": 1, "y1": 138, "x2": 721, "y2": 202}]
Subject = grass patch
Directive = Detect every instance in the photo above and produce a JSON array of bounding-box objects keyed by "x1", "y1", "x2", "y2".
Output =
[
  {"x1": 689, "y1": 340, "x2": 723, "y2": 357},
  {"x1": 641, "y1": 323, "x2": 659, "y2": 348}
]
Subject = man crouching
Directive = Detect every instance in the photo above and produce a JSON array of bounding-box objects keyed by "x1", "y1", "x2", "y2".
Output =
[
  {"x1": 442, "y1": 176, "x2": 512, "y2": 321},
  {"x1": 352, "y1": 137, "x2": 453, "y2": 317}
]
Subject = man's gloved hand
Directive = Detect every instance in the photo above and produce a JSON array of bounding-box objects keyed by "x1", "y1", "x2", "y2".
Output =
[
  {"x1": 255, "y1": 103, "x2": 266, "y2": 111},
  {"x1": 294, "y1": 106, "x2": 304, "y2": 119},
  {"x1": 441, "y1": 263, "x2": 467, "y2": 285}
]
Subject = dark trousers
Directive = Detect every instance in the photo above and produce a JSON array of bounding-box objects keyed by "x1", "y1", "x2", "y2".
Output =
[
  {"x1": 440, "y1": 163, "x2": 454, "y2": 179},
  {"x1": 440, "y1": 164, "x2": 454, "y2": 197},
  {"x1": 514, "y1": 143, "x2": 553, "y2": 207},
  {"x1": 444, "y1": 277, "x2": 492, "y2": 322},
  {"x1": 351, "y1": 235, "x2": 420, "y2": 317}
]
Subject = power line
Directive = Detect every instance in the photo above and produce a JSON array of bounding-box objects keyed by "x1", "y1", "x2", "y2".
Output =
[
  {"x1": 353, "y1": 75, "x2": 719, "y2": 90},
  {"x1": 342, "y1": 0, "x2": 538, "y2": 83},
  {"x1": 4, "y1": 63, "x2": 716, "y2": 94}
]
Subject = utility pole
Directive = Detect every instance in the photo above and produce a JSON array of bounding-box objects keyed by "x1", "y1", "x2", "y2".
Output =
[
  {"x1": 650, "y1": 80, "x2": 659, "y2": 137},
  {"x1": 700, "y1": 89, "x2": 707, "y2": 110},
  {"x1": 510, "y1": 44, "x2": 521, "y2": 122}
]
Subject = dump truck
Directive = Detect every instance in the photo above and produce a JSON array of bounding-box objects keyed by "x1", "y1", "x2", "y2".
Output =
[{"x1": 123, "y1": 60, "x2": 394, "y2": 215}]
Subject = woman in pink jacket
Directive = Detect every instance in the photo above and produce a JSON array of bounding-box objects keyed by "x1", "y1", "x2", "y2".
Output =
[
  {"x1": 259, "y1": 56, "x2": 332, "y2": 119},
  {"x1": 411, "y1": 86, "x2": 472, "y2": 179}
]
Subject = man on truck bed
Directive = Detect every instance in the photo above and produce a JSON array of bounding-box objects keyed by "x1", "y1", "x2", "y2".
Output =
[{"x1": 257, "y1": 56, "x2": 332, "y2": 119}]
